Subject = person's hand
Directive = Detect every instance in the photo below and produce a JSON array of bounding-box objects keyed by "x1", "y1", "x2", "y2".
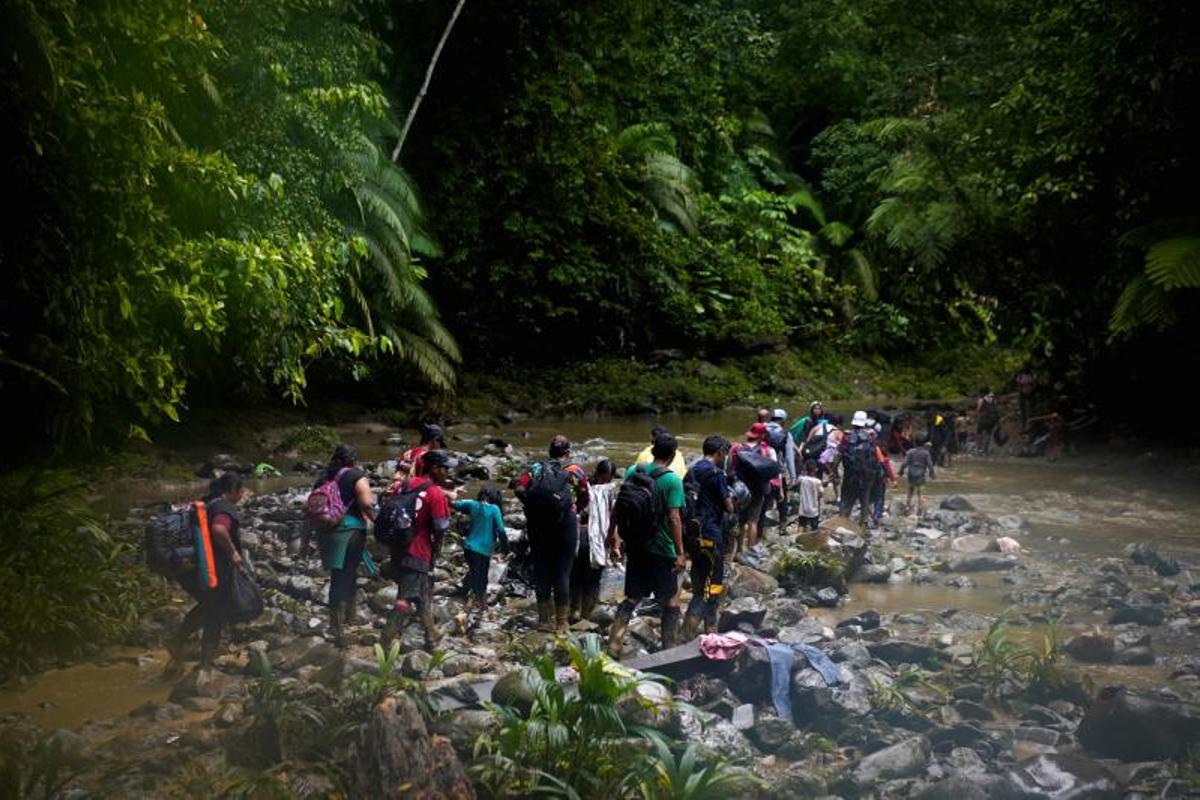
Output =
[{"x1": 673, "y1": 553, "x2": 686, "y2": 573}]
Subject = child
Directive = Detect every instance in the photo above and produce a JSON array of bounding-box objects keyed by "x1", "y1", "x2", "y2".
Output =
[
  {"x1": 899, "y1": 436, "x2": 935, "y2": 516},
  {"x1": 570, "y1": 459, "x2": 618, "y2": 623},
  {"x1": 795, "y1": 459, "x2": 823, "y2": 531},
  {"x1": 453, "y1": 486, "x2": 508, "y2": 634}
]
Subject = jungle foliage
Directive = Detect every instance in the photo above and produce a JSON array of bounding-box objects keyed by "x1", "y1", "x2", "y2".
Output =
[{"x1": 2, "y1": 0, "x2": 1197, "y2": 449}]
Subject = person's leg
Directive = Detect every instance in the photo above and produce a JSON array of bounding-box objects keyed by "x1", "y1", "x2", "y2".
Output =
[
  {"x1": 581, "y1": 564, "x2": 602, "y2": 621},
  {"x1": 568, "y1": 534, "x2": 587, "y2": 622},
  {"x1": 383, "y1": 569, "x2": 421, "y2": 649},
  {"x1": 655, "y1": 556, "x2": 682, "y2": 649},
  {"x1": 916, "y1": 485, "x2": 925, "y2": 515},
  {"x1": 553, "y1": 512, "x2": 578, "y2": 632},
  {"x1": 530, "y1": 525, "x2": 555, "y2": 629},
  {"x1": 839, "y1": 476, "x2": 856, "y2": 517},
  {"x1": 198, "y1": 600, "x2": 223, "y2": 670},
  {"x1": 166, "y1": 602, "x2": 206, "y2": 675},
  {"x1": 683, "y1": 544, "x2": 711, "y2": 640}
]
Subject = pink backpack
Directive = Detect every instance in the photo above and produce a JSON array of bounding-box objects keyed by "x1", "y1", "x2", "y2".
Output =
[{"x1": 306, "y1": 467, "x2": 350, "y2": 527}]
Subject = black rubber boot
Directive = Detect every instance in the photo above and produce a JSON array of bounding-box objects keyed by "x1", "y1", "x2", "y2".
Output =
[{"x1": 660, "y1": 606, "x2": 681, "y2": 650}]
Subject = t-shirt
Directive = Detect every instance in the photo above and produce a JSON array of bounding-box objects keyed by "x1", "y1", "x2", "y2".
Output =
[
  {"x1": 395, "y1": 476, "x2": 449, "y2": 571},
  {"x1": 454, "y1": 499, "x2": 506, "y2": 557},
  {"x1": 689, "y1": 458, "x2": 729, "y2": 538},
  {"x1": 206, "y1": 498, "x2": 242, "y2": 554},
  {"x1": 625, "y1": 462, "x2": 685, "y2": 559},
  {"x1": 400, "y1": 446, "x2": 429, "y2": 477},
  {"x1": 796, "y1": 475, "x2": 822, "y2": 518},
  {"x1": 901, "y1": 448, "x2": 934, "y2": 482},
  {"x1": 635, "y1": 445, "x2": 687, "y2": 478},
  {"x1": 515, "y1": 461, "x2": 590, "y2": 513}
]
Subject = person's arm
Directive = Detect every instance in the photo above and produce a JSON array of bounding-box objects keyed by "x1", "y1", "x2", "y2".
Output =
[
  {"x1": 899, "y1": 453, "x2": 908, "y2": 476},
  {"x1": 607, "y1": 513, "x2": 622, "y2": 561},
  {"x1": 669, "y1": 508, "x2": 685, "y2": 572},
  {"x1": 210, "y1": 516, "x2": 242, "y2": 568},
  {"x1": 574, "y1": 470, "x2": 590, "y2": 512},
  {"x1": 928, "y1": 452, "x2": 936, "y2": 480},
  {"x1": 718, "y1": 473, "x2": 734, "y2": 514},
  {"x1": 354, "y1": 476, "x2": 376, "y2": 523},
  {"x1": 492, "y1": 507, "x2": 510, "y2": 555}
]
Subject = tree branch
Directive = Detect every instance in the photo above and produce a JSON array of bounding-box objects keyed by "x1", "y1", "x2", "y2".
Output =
[{"x1": 391, "y1": 0, "x2": 467, "y2": 162}]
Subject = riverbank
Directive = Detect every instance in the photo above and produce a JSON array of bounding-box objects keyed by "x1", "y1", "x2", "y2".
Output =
[{"x1": 2, "y1": 418, "x2": 1199, "y2": 797}]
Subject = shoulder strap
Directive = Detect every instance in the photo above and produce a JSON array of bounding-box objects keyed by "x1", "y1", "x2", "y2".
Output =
[{"x1": 649, "y1": 466, "x2": 670, "y2": 479}]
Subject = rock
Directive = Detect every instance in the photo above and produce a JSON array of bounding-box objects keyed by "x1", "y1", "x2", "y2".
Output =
[
  {"x1": 1002, "y1": 753, "x2": 1118, "y2": 799},
  {"x1": 940, "y1": 496, "x2": 976, "y2": 512},
  {"x1": 791, "y1": 667, "x2": 871, "y2": 722},
  {"x1": 815, "y1": 587, "x2": 840, "y2": 607},
  {"x1": 1108, "y1": 604, "x2": 1166, "y2": 626},
  {"x1": 831, "y1": 640, "x2": 873, "y2": 667},
  {"x1": 271, "y1": 637, "x2": 339, "y2": 671},
  {"x1": 856, "y1": 564, "x2": 893, "y2": 583},
  {"x1": 746, "y1": 714, "x2": 795, "y2": 753},
  {"x1": 1114, "y1": 646, "x2": 1155, "y2": 666},
  {"x1": 851, "y1": 736, "x2": 931, "y2": 788},
  {"x1": 1064, "y1": 630, "x2": 1115, "y2": 663},
  {"x1": 351, "y1": 695, "x2": 474, "y2": 799},
  {"x1": 729, "y1": 644, "x2": 777, "y2": 704},
  {"x1": 951, "y1": 534, "x2": 993, "y2": 554},
  {"x1": 169, "y1": 668, "x2": 242, "y2": 702},
  {"x1": 728, "y1": 565, "x2": 779, "y2": 597},
  {"x1": 995, "y1": 536, "x2": 1022, "y2": 555},
  {"x1": 1078, "y1": 686, "x2": 1200, "y2": 761},
  {"x1": 440, "y1": 653, "x2": 489, "y2": 677},
  {"x1": 45, "y1": 729, "x2": 92, "y2": 770},
  {"x1": 946, "y1": 576, "x2": 976, "y2": 589},
  {"x1": 953, "y1": 684, "x2": 985, "y2": 702},
  {"x1": 718, "y1": 596, "x2": 768, "y2": 633},
  {"x1": 913, "y1": 775, "x2": 1003, "y2": 800},
  {"x1": 731, "y1": 703, "x2": 755, "y2": 730},
  {"x1": 490, "y1": 669, "x2": 535, "y2": 713},
  {"x1": 946, "y1": 746, "x2": 988, "y2": 778},
  {"x1": 618, "y1": 680, "x2": 681, "y2": 737},
  {"x1": 947, "y1": 554, "x2": 1017, "y2": 573},
  {"x1": 430, "y1": 709, "x2": 498, "y2": 759},
  {"x1": 371, "y1": 585, "x2": 399, "y2": 613},
  {"x1": 914, "y1": 526, "x2": 947, "y2": 541},
  {"x1": 838, "y1": 609, "x2": 881, "y2": 631},
  {"x1": 1015, "y1": 726, "x2": 1061, "y2": 746},
  {"x1": 868, "y1": 640, "x2": 941, "y2": 666},
  {"x1": 677, "y1": 703, "x2": 758, "y2": 764},
  {"x1": 769, "y1": 763, "x2": 829, "y2": 799},
  {"x1": 180, "y1": 696, "x2": 220, "y2": 712},
  {"x1": 953, "y1": 700, "x2": 993, "y2": 721}
]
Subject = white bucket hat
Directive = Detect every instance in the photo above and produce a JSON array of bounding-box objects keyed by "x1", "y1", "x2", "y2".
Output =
[{"x1": 851, "y1": 410, "x2": 868, "y2": 427}]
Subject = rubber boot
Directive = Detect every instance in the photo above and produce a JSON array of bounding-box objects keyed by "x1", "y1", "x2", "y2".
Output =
[
  {"x1": 536, "y1": 600, "x2": 556, "y2": 633},
  {"x1": 421, "y1": 607, "x2": 443, "y2": 651},
  {"x1": 330, "y1": 605, "x2": 346, "y2": 649},
  {"x1": 555, "y1": 605, "x2": 570, "y2": 635},
  {"x1": 660, "y1": 606, "x2": 681, "y2": 650},
  {"x1": 580, "y1": 592, "x2": 598, "y2": 623},
  {"x1": 607, "y1": 607, "x2": 631, "y2": 658},
  {"x1": 382, "y1": 599, "x2": 414, "y2": 650},
  {"x1": 680, "y1": 607, "x2": 703, "y2": 643}
]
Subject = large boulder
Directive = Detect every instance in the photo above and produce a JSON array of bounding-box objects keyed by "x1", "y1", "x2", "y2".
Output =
[
  {"x1": 676, "y1": 703, "x2": 758, "y2": 765},
  {"x1": 947, "y1": 554, "x2": 1017, "y2": 573},
  {"x1": 352, "y1": 695, "x2": 474, "y2": 799},
  {"x1": 1063, "y1": 630, "x2": 1115, "y2": 664},
  {"x1": 940, "y1": 496, "x2": 976, "y2": 512},
  {"x1": 868, "y1": 640, "x2": 941, "y2": 666},
  {"x1": 1078, "y1": 686, "x2": 1200, "y2": 761},
  {"x1": 1107, "y1": 604, "x2": 1166, "y2": 626},
  {"x1": 1002, "y1": 753, "x2": 1118, "y2": 799}
]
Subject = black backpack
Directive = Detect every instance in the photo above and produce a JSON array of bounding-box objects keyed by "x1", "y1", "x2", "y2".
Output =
[
  {"x1": 843, "y1": 431, "x2": 881, "y2": 480},
  {"x1": 144, "y1": 504, "x2": 197, "y2": 576},
  {"x1": 766, "y1": 423, "x2": 788, "y2": 453},
  {"x1": 615, "y1": 465, "x2": 668, "y2": 547},
  {"x1": 734, "y1": 447, "x2": 780, "y2": 491},
  {"x1": 522, "y1": 461, "x2": 572, "y2": 528},
  {"x1": 375, "y1": 483, "x2": 424, "y2": 549}
]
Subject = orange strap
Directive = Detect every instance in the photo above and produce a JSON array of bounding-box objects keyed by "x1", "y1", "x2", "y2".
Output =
[{"x1": 195, "y1": 501, "x2": 218, "y2": 590}]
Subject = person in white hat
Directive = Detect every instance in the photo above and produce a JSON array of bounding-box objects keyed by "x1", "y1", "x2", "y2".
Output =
[
  {"x1": 765, "y1": 408, "x2": 796, "y2": 527},
  {"x1": 839, "y1": 411, "x2": 881, "y2": 526}
]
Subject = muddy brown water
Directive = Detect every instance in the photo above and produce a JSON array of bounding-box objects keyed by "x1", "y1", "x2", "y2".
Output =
[{"x1": 5, "y1": 406, "x2": 1199, "y2": 729}]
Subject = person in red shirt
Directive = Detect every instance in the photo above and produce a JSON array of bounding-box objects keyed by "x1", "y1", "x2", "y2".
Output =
[
  {"x1": 382, "y1": 449, "x2": 454, "y2": 650},
  {"x1": 513, "y1": 435, "x2": 589, "y2": 632},
  {"x1": 392, "y1": 422, "x2": 447, "y2": 486}
]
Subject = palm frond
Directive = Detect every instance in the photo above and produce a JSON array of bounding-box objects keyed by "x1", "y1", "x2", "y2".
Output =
[
  {"x1": 846, "y1": 248, "x2": 877, "y2": 301},
  {"x1": 1109, "y1": 274, "x2": 1178, "y2": 338},
  {"x1": 786, "y1": 188, "x2": 828, "y2": 227},
  {"x1": 618, "y1": 124, "x2": 701, "y2": 235},
  {"x1": 1144, "y1": 236, "x2": 1200, "y2": 290}
]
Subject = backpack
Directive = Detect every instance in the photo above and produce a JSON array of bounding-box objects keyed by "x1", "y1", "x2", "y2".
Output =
[
  {"x1": 521, "y1": 461, "x2": 572, "y2": 528},
  {"x1": 306, "y1": 467, "x2": 351, "y2": 528},
  {"x1": 144, "y1": 503, "x2": 197, "y2": 576},
  {"x1": 734, "y1": 446, "x2": 780, "y2": 491},
  {"x1": 843, "y1": 431, "x2": 881, "y2": 480},
  {"x1": 375, "y1": 483, "x2": 425, "y2": 549},
  {"x1": 682, "y1": 467, "x2": 702, "y2": 525},
  {"x1": 614, "y1": 465, "x2": 668, "y2": 547},
  {"x1": 765, "y1": 423, "x2": 788, "y2": 453},
  {"x1": 802, "y1": 423, "x2": 830, "y2": 461}
]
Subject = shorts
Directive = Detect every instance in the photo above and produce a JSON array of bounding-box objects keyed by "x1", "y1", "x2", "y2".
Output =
[
  {"x1": 395, "y1": 568, "x2": 433, "y2": 610},
  {"x1": 739, "y1": 492, "x2": 766, "y2": 525},
  {"x1": 624, "y1": 549, "x2": 678, "y2": 602}
]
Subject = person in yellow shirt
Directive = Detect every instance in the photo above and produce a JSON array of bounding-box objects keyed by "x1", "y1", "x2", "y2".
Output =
[{"x1": 635, "y1": 424, "x2": 687, "y2": 477}]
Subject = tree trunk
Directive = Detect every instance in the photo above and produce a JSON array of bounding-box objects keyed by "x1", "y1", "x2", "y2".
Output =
[{"x1": 391, "y1": 0, "x2": 467, "y2": 162}]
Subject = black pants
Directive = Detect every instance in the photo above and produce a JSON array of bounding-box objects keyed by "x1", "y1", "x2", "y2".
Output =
[
  {"x1": 464, "y1": 548, "x2": 490, "y2": 601},
  {"x1": 839, "y1": 475, "x2": 872, "y2": 524},
  {"x1": 531, "y1": 511, "x2": 578, "y2": 606},
  {"x1": 686, "y1": 536, "x2": 724, "y2": 625},
  {"x1": 569, "y1": 525, "x2": 602, "y2": 611},
  {"x1": 174, "y1": 563, "x2": 233, "y2": 664},
  {"x1": 329, "y1": 529, "x2": 366, "y2": 608}
]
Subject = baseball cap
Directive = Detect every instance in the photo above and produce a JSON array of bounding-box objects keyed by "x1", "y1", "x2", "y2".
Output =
[
  {"x1": 771, "y1": 408, "x2": 787, "y2": 422},
  {"x1": 746, "y1": 422, "x2": 768, "y2": 440},
  {"x1": 421, "y1": 449, "x2": 457, "y2": 471}
]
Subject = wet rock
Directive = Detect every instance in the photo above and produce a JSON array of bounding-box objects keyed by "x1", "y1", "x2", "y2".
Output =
[
  {"x1": 1125, "y1": 542, "x2": 1182, "y2": 577},
  {"x1": 940, "y1": 496, "x2": 975, "y2": 512},
  {"x1": 953, "y1": 700, "x2": 993, "y2": 721},
  {"x1": 746, "y1": 714, "x2": 794, "y2": 753},
  {"x1": 1015, "y1": 726, "x2": 1061, "y2": 746},
  {"x1": 729, "y1": 644, "x2": 778, "y2": 704},
  {"x1": 371, "y1": 585, "x2": 399, "y2": 613},
  {"x1": 718, "y1": 596, "x2": 768, "y2": 633},
  {"x1": 1114, "y1": 646, "x2": 1155, "y2": 666},
  {"x1": 946, "y1": 746, "x2": 988, "y2": 778},
  {"x1": 850, "y1": 735, "x2": 931, "y2": 788},
  {"x1": 1002, "y1": 753, "x2": 1118, "y2": 799},
  {"x1": 868, "y1": 640, "x2": 941, "y2": 666},
  {"x1": 947, "y1": 554, "x2": 1017, "y2": 573},
  {"x1": 768, "y1": 763, "x2": 829, "y2": 799},
  {"x1": 1064, "y1": 630, "x2": 1116, "y2": 663},
  {"x1": 728, "y1": 565, "x2": 779, "y2": 597},
  {"x1": 270, "y1": 636, "x2": 339, "y2": 671},
  {"x1": 946, "y1": 576, "x2": 976, "y2": 589},
  {"x1": 815, "y1": 587, "x2": 840, "y2": 607},
  {"x1": 491, "y1": 669, "x2": 535, "y2": 713},
  {"x1": 351, "y1": 695, "x2": 474, "y2": 799},
  {"x1": 1078, "y1": 686, "x2": 1200, "y2": 761},
  {"x1": 440, "y1": 653, "x2": 490, "y2": 677},
  {"x1": 953, "y1": 684, "x2": 985, "y2": 702},
  {"x1": 857, "y1": 564, "x2": 893, "y2": 583},
  {"x1": 1108, "y1": 604, "x2": 1165, "y2": 626},
  {"x1": 169, "y1": 669, "x2": 242, "y2": 702},
  {"x1": 838, "y1": 609, "x2": 881, "y2": 631},
  {"x1": 618, "y1": 680, "x2": 681, "y2": 737},
  {"x1": 430, "y1": 709, "x2": 498, "y2": 759},
  {"x1": 951, "y1": 534, "x2": 993, "y2": 554},
  {"x1": 913, "y1": 775, "x2": 1003, "y2": 800},
  {"x1": 677, "y1": 703, "x2": 758, "y2": 764}
]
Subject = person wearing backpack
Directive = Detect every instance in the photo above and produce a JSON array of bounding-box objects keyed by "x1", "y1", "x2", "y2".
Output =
[
  {"x1": 726, "y1": 422, "x2": 778, "y2": 557},
  {"x1": 514, "y1": 435, "x2": 590, "y2": 633},
  {"x1": 382, "y1": 449, "x2": 454, "y2": 650},
  {"x1": 393, "y1": 422, "x2": 447, "y2": 483},
  {"x1": 606, "y1": 432, "x2": 687, "y2": 657},
  {"x1": 680, "y1": 435, "x2": 734, "y2": 641},
  {"x1": 789, "y1": 401, "x2": 827, "y2": 450},
  {"x1": 570, "y1": 459, "x2": 617, "y2": 624},
  {"x1": 765, "y1": 409, "x2": 796, "y2": 527},
  {"x1": 165, "y1": 472, "x2": 247, "y2": 675},
  {"x1": 838, "y1": 411, "x2": 880, "y2": 527},
  {"x1": 452, "y1": 486, "x2": 508, "y2": 635},
  {"x1": 311, "y1": 444, "x2": 377, "y2": 648},
  {"x1": 868, "y1": 424, "x2": 898, "y2": 525}
]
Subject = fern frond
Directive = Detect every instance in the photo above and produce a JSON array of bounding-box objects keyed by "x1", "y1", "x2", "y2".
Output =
[
  {"x1": 1144, "y1": 236, "x2": 1200, "y2": 290},
  {"x1": 846, "y1": 248, "x2": 877, "y2": 301},
  {"x1": 1109, "y1": 274, "x2": 1177, "y2": 338}
]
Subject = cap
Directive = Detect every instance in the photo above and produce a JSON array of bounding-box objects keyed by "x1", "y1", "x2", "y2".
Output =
[
  {"x1": 771, "y1": 408, "x2": 787, "y2": 422},
  {"x1": 851, "y1": 410, "x2": 868, "y2": 427},
  {"x1": 421, "y1": 449, "x2": 457, "y2": 471},
  {"x1": 746, "y1": 422, "x2": 768, "y2": 440}
]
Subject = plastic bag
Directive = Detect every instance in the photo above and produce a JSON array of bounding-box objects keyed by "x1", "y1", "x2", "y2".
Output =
[{"x1": 226, "y1": 565, "x2": 264, "y2": 623}]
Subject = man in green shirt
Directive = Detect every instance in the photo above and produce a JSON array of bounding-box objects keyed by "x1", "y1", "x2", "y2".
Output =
[{"x1": 606, "y1": 433, "x2": 686, "y2": 657}]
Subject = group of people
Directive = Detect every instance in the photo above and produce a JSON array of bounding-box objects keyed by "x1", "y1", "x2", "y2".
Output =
[{"x1": 165, "y1": 406, "x2": 952, "y2": 671}]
